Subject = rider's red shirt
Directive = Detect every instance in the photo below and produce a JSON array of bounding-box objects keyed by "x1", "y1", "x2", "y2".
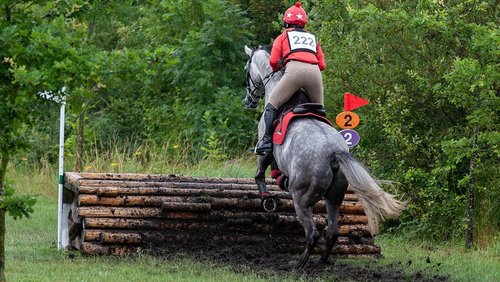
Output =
[{"x1": 269, "y1": 28, "x2": 326, "y2": 72}]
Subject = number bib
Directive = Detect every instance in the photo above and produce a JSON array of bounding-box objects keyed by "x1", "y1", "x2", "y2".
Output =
[{"x1": 287, "y1": 30, "x2": 317, "y2": 54}]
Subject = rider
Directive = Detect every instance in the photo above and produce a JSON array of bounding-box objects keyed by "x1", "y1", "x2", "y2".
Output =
[{"x1": 255, "y1": 2, "x2": 326, "y2": 155}]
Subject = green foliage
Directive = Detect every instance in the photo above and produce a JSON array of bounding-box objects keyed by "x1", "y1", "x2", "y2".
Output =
[
  {"x1": 1, "y1": 183, "x2": 36, "y2": 220},
  {"x1": 232, "y1": 0, "x2": 287, "y2": 44},
  {"x1": 315, "y1": 0, "x2": 499, "y2": 241},
  {"x1": 73, "y1": 0, "x2": 257, "y2": 160}
]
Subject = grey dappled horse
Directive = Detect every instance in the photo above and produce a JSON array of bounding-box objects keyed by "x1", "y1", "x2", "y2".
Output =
[{"x1": 244, "y1": 46, "x2": 405, "y2": 267}]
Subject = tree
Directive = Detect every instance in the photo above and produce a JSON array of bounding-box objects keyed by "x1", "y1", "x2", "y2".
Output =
[
  {"x1": 0, "y1": 1, "x2": 101, "y2": 279},
  {"x1": 314, "y1": 0, "x2": 499, "y2": 242}
]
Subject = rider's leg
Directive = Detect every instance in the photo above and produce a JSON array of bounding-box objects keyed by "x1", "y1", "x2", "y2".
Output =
[
  {"x1": 268, "y1": 61, "x2": 305, "y2": 108},
  {"x1": 255, "y1": 103, "x2": 278, "y2": 155},
  {"x1": 300, "y1": 63, "x2": 324, "y2": 106}
]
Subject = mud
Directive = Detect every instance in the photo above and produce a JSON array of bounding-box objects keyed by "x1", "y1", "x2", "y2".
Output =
[{"x1": 149, "y1": 236, "x2": 449, "y2": 281}]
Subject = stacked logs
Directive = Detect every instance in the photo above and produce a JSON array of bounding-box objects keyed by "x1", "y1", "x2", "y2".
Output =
[{"x1": 64, "y1": 172, "x2": 381, "y2": 257}]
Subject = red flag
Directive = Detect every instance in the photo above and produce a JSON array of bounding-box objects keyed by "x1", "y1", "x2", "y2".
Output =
[{"x1": 344, "y1": 92, "x2": 369, "y2": 111}]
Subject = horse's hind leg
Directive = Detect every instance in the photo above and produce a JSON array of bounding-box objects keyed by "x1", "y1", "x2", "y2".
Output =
[
  {"x1": 319, "y1": 199, "x2": 340, "y2": 264},
  {"x1": 291, "y1": 203, "x2": 320, "y2": 268},
  {"x1": 319, "y1": 166, "x2": 348, "y2": 264}
]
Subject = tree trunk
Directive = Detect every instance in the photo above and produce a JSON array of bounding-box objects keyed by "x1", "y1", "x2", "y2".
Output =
[
  {"x1": 466, "y1": 123, "x2": 478, "y2": 249},
  {"x1": 0, "y1": 153, "x2": 9, "y2": 282},
  {"x1": 74, "y1": 112, "x2": 85, "y2": 172}
]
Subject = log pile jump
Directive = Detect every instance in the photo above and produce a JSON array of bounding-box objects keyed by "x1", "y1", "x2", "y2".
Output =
[{"x1": 64, "y1": 172, "x2": 381, "y2": 257}]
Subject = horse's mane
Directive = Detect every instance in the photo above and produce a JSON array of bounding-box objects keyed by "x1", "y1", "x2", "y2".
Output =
[
  {"x1": 259, "y1": 45, "x2": 272, "y2": 54},
  {"x1": 251, "y1": 46, "x2": 273, "y2": 74}
]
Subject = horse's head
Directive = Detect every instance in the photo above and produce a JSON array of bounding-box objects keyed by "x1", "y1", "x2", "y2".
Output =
[
  {"x1": 244, "y1": 45, "x2": 264, "y2": 109},
  {"x1": 244, "y1": 45, "x2": 276, "y2": 109}
]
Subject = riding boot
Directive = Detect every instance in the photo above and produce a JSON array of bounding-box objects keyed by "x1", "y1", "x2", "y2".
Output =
[{"x1": 255, "y1": 103, "x2": 278, "y2": 155}]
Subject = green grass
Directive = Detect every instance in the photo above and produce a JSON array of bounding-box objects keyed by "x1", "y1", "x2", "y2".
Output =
[
  {"x1": 376, "y1": 234, "x2": 500, "y2": 282},
  {"x1": 5, "y1": 159, "x2": 500, "y2": 281}
]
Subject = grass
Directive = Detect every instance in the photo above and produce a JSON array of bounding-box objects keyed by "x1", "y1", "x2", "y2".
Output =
[
  {"x1": 376, "y1": 234, "x2": 500, "y2": 282},
  {"x1": 6, "y1": 197, "x2": 281, "y2": 282},
  {"x1": 5, "y1": 157, "x2": 500, "y2": 281}
]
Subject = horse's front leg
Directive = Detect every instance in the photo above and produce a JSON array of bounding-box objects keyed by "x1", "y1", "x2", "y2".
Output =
[{"x1": 254, "y1": 153, "x2": 277, "y2": 212}]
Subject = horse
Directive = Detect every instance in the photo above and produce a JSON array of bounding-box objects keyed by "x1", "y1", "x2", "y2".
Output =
[{"x1": 244, "y1": 45, "x2": 405, "y2": 267}]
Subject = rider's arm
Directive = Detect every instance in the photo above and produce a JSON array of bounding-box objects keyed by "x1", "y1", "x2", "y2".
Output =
[
  {"x1": 316, "y1": 42, "x2": 326, "y2": 71},
  {"x1": 270, "y1": 33, "x2": 286, "y2": 72}
]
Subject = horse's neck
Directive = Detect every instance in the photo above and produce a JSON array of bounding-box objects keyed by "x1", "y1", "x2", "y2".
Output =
[
  {"x1": 264, "y1": 74, "x2": 280, "y2": 105},
  {"x1": 259, "y1": 64, "x2": 281, "y2": 105},
  {"x1": 253, "y1": 50, "x2": 282, "y2": 105}
]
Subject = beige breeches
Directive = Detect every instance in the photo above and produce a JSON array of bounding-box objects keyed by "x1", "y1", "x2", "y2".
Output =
[{"x1": 269, "y1": 60, "x2": 323, "y2": 109}]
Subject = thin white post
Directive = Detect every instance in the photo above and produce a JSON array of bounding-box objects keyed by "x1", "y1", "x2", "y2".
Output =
[{"x1": 57, "y1": 91, "x2": 67, "y2": 250}]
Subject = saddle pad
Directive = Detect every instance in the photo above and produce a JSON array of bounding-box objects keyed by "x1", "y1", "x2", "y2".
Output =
[{"x1": 273, "y1": 111, "x2": 333, "y2": 145}]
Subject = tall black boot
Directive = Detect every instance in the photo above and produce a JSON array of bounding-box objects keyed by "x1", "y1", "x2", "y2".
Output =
[{"x1": 255, "y1": 103, "x2": 278, "y2": 155}]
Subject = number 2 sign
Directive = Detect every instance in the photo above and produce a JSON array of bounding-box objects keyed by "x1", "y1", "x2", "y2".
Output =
[
  {"x1": 339, "y1": 129, "x2": 360, "y2": 148},
  {"x1": 335, "y1": 111, "x2": 360, "y2": 129}
]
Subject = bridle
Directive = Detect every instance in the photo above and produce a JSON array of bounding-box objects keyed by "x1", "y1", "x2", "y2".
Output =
[{"x1": 245, "y1": 48, "x2": 277, "y2": 106}]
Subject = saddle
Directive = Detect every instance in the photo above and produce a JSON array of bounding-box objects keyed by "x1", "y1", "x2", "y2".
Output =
[{"x1": 272, "y1": 90, "x2": 333, "y2": 145}]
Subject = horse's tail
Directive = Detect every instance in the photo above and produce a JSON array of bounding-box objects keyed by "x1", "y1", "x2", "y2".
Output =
[{"x1": 332, "y1": 152, "x2": 406, "y2": 235}]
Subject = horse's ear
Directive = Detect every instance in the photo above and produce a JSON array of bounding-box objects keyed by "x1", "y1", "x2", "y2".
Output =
[{"x1": 244, "y1": 45, "x2": 253, "y2": 57}]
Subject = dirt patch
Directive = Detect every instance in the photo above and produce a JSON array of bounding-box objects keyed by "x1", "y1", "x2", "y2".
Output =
[{"x1": 149, "y1": 235, "x2": 449, "y2": 281}]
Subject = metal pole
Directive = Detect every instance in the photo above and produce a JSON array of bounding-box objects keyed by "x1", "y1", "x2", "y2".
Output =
[{"x1": 57, "y1": 94, "x2": 66, "y2": 250}]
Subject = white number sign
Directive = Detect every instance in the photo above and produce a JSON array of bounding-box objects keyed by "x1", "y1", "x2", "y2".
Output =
[{"x1": 287, "y1": 31, "x2": 317, "y2": 53}]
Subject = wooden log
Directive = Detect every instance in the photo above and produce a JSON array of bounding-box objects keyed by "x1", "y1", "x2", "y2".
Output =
[
  {"x1": 79, "y1": 181, "x2": 270, "y2": 190},
  {"x1": 77, "y1": 203, "x2": 365, "y2": 221},
  {"x1": 161, "y1": 202, "x2": 211, "y2": 212},
  {"x1": 80, "y1": 242, "x2": 135, "y2": 256},
  {"x1": 83, "y1": 229, "x2": 374, "y2": 246},
  {"x1": 78, "y1": 182, "x2": 357, "y2": 195},
  {"x1": 78, "y1": 191, "x2": 361, "y2": 208},
  {"x1": 78, "y1": 241, "x2": 379, "y2": 257},
  {"x1": 77, "y1": 195, "x2": 365, "y2": 219},
  {"x1": 63, "y1": 172, "x2": 83, "y2": 193},
  {"x1": 80, "y1": 241, "x2": 110, "y2": 255},
  {"x1": 82, "y1": 213, "x2": 368, "y2": 231},
  {"x1": 76, "y1": 173, "x2": 264, "y2": 184},
  {"x1": 82, "y1": 219, "x2": 296, "y2": 234},
  {"x1": 78, "y1": 187, "x2": 357, "y2": 205},
  {"x1": 83, "y1": 187, "x2": 270, "y2": 198},
  {"x1": 78, "y1": 199, "x2": 364, "y2": 219},
  {"x1": 82, "y1": 218, "x2": 370, "y2": 237},
  {"x1": 78, "y1": 194, "x2": 361, "y2": 213},
  {"x1": 99, "y1": 231, "x2": 142, "y2": 244}
]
